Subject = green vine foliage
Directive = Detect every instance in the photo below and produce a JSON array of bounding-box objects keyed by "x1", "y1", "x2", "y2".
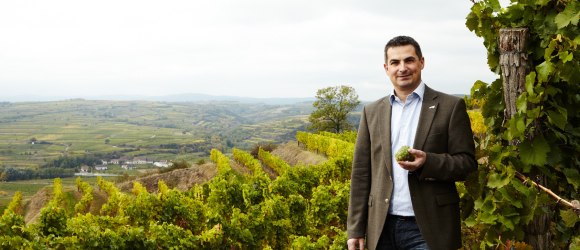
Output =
[
  {"x1": 0, "y1": 132, "x2": 355, "y2": 248},
  {"x1": 258, "y1": 148, "x2": 290, "y2": 175},
  {"x1": 74, "y1": 177, "x2": 93, "y2": 215},
  {"x1": 465, "y1": 0, "x2": 579, "y2": 248}
]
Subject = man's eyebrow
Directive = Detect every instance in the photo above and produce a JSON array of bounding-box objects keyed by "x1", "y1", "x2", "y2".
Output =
[{"x1": 389, "y1": 56, "x2": 416, "y2": 63}]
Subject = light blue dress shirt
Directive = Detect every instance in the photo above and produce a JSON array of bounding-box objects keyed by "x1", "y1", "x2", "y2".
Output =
[{"x1": 388, "y1": 82, "x2": 425, "y2": 216}]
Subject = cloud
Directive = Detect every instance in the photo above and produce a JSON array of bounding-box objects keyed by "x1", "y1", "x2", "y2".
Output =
[{"x1": 0, "y1": 0, "x2": 498, "y2": 100}]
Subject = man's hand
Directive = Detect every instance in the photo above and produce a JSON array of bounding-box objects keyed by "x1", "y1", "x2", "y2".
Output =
[
  {"x1": 397, "y1": 148, "x2": 426, "y2": 172},
  {"x1": 347, "y1": 238, "x2": 365, "y2": 250}
]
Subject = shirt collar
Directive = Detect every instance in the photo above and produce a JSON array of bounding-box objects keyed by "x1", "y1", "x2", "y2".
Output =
[{"x1": 389, "y1": 81, "x2": 426, "y2": 105}]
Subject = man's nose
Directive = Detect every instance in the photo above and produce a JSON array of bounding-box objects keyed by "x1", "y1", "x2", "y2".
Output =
[{"x1": 397, "y1": 63, "x2": 407, "y2": 72}]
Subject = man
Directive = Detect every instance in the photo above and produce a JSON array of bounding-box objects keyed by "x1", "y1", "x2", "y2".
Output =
[{"x1": 347, "y1": 36, "x2": 477, "y2": 249}]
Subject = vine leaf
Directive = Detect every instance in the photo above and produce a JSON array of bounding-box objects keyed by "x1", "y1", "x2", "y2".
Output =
[
  {"x1": 519, "y1": 135, "x2": 550, "y2": 169},
  {"x1": 487, "y1": 0, "x2": 501, "y2": 12},
  {"x1": 465, "y1": 10, "x2": 480, "y2": 32},
  {"x1": 525, "y1": 72, "x2": 536, "y2": 95},
  {"x1": 554, "y1": 1, "x2": 580, "y2": 29},
  {"x1": 547, "y1": 110, "x2": 567, "y2": 130},
  {"x1": 572, "y1": 237, "x2": 580, "y2": 249},
  {"x1": 558, "y1": 51, "x2": 573, "y2": 63},
  {"x1": 535, "y1": 0, "x2": 550, "y2": 7},
  {"x1": 560, "y1": 209, "x2": 579, "y2": 228},
  {"x1": 516, "y1": 94, "x2": 527, "y2": 113},
  {"x1": 544, "y1": 39, "x2": 558, "y2": 61},
  {"x1": 506, "y1": 114, "x2": 526, "y2": 140},
  {"x1": 536, "y1": 61, "x2": 554, "y2": 83},
  {"x1": 487, "y1": 172, "x2": 511, "y2": 188},
  {"x1": 563, "y1": 168, "x2": 580, "y2": 190}
]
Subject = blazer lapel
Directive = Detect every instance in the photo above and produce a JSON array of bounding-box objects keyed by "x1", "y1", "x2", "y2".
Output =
[
  {"x1": 413, "y1": 86, "x2": 438, "y2": 150},
  {"x1": 379, "y1": 98, "x2": 393, "y2": 176}
]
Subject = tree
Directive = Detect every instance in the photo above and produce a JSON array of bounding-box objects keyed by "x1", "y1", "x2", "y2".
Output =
[{"x1": 308, "y1": 85, "x2": 360, "y2": 133}]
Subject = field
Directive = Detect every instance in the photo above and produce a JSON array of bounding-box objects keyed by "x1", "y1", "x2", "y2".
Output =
[
  {"x1": 0, "y1": 99, "x2": 314, "y2": 210},
  {"x1": 0, "y1": 100, "x2": 312, "y2": 168}
]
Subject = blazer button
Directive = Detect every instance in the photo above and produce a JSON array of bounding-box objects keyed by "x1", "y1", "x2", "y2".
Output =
[{"x1": 384, "y1": 198, "x2": 389, "y2": 204}]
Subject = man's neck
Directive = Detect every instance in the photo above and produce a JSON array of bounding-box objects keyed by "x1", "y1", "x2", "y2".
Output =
[
  {"x1": 394, "y1": 90, "x2": 413, "y2": 102},
  {"x1": 394, "y1": 81, "x2": 423, "y2": 103}
]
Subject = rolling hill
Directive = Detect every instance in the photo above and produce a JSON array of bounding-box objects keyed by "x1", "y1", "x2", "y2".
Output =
[{"x1": 0, "y1": 99, "x2": 313, "y2": 169}]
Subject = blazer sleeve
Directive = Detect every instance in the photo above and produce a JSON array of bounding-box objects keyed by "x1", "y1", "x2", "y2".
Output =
[
  {"x1": 419, "y1": 98, "x2": 477, "y2": 181},
  {"x1": 347, "y1": 106, "x2": 372, "y2": 239}
]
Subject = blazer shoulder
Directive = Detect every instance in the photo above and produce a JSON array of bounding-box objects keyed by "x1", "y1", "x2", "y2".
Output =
[{"x1": 425, "y1": 87, "x2": 465, "y2": 105}]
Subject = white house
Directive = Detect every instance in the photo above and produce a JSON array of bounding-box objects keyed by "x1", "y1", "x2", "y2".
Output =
[
  {"x1": 94, "y1": 165, "x2": 108, "y2": 171},
  {"x1": 154, "y1": 161, "x2": 172, "y2": 168},
  {"x1": 121, "y1": 165, "x2": 135, "y2": 170},
  {"x1": 131, "y1": 157, "x2": 149, "y2": 165}
]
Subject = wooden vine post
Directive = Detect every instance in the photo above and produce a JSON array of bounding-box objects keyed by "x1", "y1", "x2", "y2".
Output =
[
  {"x1": 499, "y1": 28, "x2": 529, "y2": 118},
  {"x1": 499, "y1": 28, "x2": 550, "y2": 249}
]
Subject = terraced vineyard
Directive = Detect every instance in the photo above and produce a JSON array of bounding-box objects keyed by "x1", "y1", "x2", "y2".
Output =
[{"x1": 0, "y1": 131, "x2": 354, "y2": 249}]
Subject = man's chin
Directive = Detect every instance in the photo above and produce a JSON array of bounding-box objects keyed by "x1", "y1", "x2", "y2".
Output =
[{"x1": 397, "y1": 81, "x2": 414, "y2": 87}]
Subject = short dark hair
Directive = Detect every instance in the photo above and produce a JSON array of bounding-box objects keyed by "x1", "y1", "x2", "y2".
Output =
[{"x1": 384, "y1": 36, "x2": 423, "y2": 63}]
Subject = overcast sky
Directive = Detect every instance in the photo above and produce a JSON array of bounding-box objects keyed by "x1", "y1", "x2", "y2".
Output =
[{"x1": 0, "y1": 0, "x2": 501, "y2": 102}]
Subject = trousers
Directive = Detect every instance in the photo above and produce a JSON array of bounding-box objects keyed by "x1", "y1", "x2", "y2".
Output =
[{"x1": 375, "y1": 215, "x2": 430, "y2": 250}]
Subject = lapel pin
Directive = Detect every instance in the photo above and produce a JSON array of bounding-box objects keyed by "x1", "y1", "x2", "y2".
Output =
[{"x1": 429, "y1": 105, "x2": 436, "y2": 109}]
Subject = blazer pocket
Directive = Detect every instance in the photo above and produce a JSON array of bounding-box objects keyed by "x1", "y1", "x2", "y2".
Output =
[
  {"x1": 368, "y1": 195, "x2": 373, "y2": 207},
  {"x1": 426, "y1": 132, "x2": 443, "y2": 140},
  {"x1": 436, "y1": 193, "x2": 459, "y2": 206},
  {"x1": 427, "y1": 131, "x2": 442, "y2": 136}
]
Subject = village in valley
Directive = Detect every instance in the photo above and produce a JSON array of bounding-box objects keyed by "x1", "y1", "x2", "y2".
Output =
[{"x1": 78, "y1": 157, "x2": 172, "y2": 174}]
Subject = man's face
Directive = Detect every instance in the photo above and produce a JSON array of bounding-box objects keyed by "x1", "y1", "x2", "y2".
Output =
[{"x1": 384, "y1": 45, "x2": 424, "y2": 92}]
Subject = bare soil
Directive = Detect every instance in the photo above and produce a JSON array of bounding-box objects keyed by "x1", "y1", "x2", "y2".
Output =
[
  {"x1": 272, "y1": 141, "x2": 327, "y2": 166},
  {"x1": 117, "y1": 163, "x2": 217, "y2": 193}
]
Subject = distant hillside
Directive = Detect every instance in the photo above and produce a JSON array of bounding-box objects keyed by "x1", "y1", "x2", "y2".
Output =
[
  {"x1": 0, "y1": 93, "x2": 315, "y2": 105},
  {"x1": 151, "y1": 93, "x2": 315, "y2": 105},
  {"x1": 0, "y1": 99, "x2": 313, "y2": 168}
]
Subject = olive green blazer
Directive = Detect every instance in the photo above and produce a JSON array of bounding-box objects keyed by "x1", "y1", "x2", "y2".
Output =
[{"x1": 347, "y1": 86, "x2": 477, "y2": 250}]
